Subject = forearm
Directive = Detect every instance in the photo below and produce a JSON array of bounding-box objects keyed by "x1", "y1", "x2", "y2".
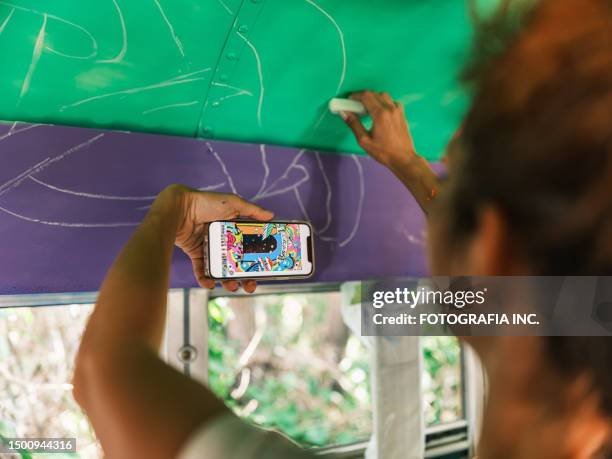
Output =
[
  {"x1": 79, "y1": 186, "x2": 182, "y2": 358},
  {"x1": 388, "y1": 154, "x2": 441, "y2": 215}
]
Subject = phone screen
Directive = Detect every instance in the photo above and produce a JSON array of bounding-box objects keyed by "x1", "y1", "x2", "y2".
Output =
[{"x1": 208, "y1": 221, "x2": 313, "y2": 279}]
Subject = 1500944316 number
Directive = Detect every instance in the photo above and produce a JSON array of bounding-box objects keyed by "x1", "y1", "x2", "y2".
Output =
[{"x1": 0, "y1": 438, "x2": 77, "y2": 453}]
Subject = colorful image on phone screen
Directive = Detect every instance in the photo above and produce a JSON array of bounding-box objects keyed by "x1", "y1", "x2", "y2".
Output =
[{"x1": 221, "y1": 222, "x2": 303, "y2": 277}]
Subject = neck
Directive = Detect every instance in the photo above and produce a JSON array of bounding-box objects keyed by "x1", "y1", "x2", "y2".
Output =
[{"x1": 472, "y1": 337, "x2": 610, "y2": 459}]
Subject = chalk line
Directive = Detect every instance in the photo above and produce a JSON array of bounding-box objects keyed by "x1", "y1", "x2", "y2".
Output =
[
  {"x1": 0, "y1": 134, "x2": 104, "y2": 198},
  {"x1": 338, "y1": 155, "x2": 364, "y2": 247},
  {"x1": 98, "y1": 0, "x2": 127, "y2": 63},
  {"x1": 253, "y1": 163, "x2": 310, "y2": 201},
  {"x1": 399, "y1": 226, "x2": 426, "y2": 247},
  {"x1": 294, "y1": 188, "x2": 311, "y2": 222},
  {"x1": 310, "y1": 109, "x2": 330, "y2": 133},
  {"x1": 198, "y1": 182, "x2": 226, "y2": 191},
  {"x1": 153, "y1": 0, "x2": 185, "y2": 57},
  {"x1": 314, "y1": 152, "x2": 332, "y2": 234},
  {"x1": 0, "y1": 157, "x2": 51, "y2": 197},
  {"x1": 33, "y1": 135, "x2": 105, "y2": 174},
  {"x1": 0, "y1": 1, "x2": 98, "y2": 60},
  {"x1": 252, "y1": 150, "x2": 306, "y2": 201},
  {"x1": 19, "y1": 14, "x2": 47, "y2": 100},
  {"x1": 441, "y1": 89, "x2": 461, "y2": 106},
  {"x1": 61, "y1": 71, "x2": 209, "y2": 110},
  {"x1": 28, "y1": 176, "x2": 158, "y2": 200},
  {"x1": 0, "y1": 7, "x2": 14, "y2": 34},
  {"x1": 212, "y1": 82, "x2": 253, "y2": 103},
  {"x1": 218, "y1": 0, "x2": 234, "y2": 15},
  {"x1": 206, "y1": 142, "x2": 238, "y2": 194},
  {"x1": 212, "y1": 82, "x2": 251, "y2": 93},
  {"x1": 304, "y1": 0, "x2": 346, "y2": 94},
  {"x1": 134, "y1": 182, "x2": 227, "y2": 210},
  {"x1": 174, "y1": 68, "x2": 212, "y2": 80},
  {"x1": 0, "y1": 205, "x2": 139, "y2": 228},
  {"x1": 398, "y1": 93, "x2": 425, "y2": 105},
  {"x1": 237, "y1": 32, "x2": 264, "y2": 127},
  {"x1": 142, "y1": 100, "x2": 198, "y2": 115},
  {"x1": 197, "y1": 182, "x2": 227, "y2": 192},
  {"x1": 254, "y1": 144, "x2": 270, "y2": 198},
  {"x1": 217, "y1": 89, "x2": 252, "y2": 103},
  {"x1": 0, "y1": 123, "x2": 40, "y2": 142}
]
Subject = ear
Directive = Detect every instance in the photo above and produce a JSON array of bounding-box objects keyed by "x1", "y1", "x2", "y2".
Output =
[{"x1": 464, "y1": 206, "x2": 517, "y2": 276}]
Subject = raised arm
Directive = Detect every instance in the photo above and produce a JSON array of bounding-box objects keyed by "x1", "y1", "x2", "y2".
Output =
[
  {"x1": 73, "y1": 185, "x2": 273, "y2": 459},
  {"x1": 343, "y1": 90, "x2": 441, "y2": 215}
]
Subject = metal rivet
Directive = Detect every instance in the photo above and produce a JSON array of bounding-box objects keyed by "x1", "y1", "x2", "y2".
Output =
[
  {"x1": 203, "y1": 126, "x2": 214, "y2": 135},
  {"x1": 212, "y1": 101, "x2": 220, "y2": 108},
  {"x1": 219, "y1": 74, "x2": 229, "y2": 82},
  {"x1": 226, "y1": 52, "x2": 237, "y2": 61},
  {"x1": 178, "y1": 345, "x2": 198, "y2": 363},
  {"x1": 238, "y1": 24, "x2": 249, "y2": 34}
]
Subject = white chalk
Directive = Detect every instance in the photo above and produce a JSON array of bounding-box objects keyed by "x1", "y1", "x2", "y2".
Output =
[{"x1": 328, "y1": 98, "x2": 366, "y2": 116}]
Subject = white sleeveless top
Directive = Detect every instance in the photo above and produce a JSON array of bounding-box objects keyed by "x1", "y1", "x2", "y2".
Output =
[{"x1": 177, "y1": 414, "x2": 315, "y2": 459}]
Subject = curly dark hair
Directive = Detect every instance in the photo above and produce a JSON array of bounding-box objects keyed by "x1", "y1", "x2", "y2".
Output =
[{"x1": 455, "y1": 0, "x2": 612, "y2": 425}]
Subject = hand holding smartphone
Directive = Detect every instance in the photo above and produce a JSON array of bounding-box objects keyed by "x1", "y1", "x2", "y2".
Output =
[{"x1": 205, "y1": 221, "x2": 314, "y2": 280}]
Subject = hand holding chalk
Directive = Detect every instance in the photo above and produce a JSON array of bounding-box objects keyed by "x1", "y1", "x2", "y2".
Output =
[
  {"x1": 339, "y1": 91, "x2": 417, "y2": 169},
  {"x1": 329, "y1": 98, "x2": 367, "y2": 117}
]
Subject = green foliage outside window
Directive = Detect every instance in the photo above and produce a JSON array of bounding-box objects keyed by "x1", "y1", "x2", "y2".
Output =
[
  {"x1": 208, "y1": 293, "x2": 463, "y2": 448},
  {"x1": 422, "y1": 336, "x2": 463, "y2": 426},
  {"x1": 208, "y1": 293, "x2": 372, "y2": 447}
]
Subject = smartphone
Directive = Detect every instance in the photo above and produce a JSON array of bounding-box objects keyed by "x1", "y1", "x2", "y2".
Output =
[{"x1": 205, "y1": 221, "x2": 314, "y2": 280}]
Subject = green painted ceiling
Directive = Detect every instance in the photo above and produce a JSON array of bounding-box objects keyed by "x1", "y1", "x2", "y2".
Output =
[{"x1": 0, "y1": 0, "x2": 473, "y2": 159}]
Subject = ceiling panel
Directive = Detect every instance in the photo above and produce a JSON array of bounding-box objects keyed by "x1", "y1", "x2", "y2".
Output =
[{"x1": 0, "y1": 0, "x2": 471, "y2": 159}]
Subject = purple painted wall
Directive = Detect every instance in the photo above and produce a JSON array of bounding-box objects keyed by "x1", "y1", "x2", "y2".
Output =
[{"x1": 0, "y1": 122, "x2": 432, "y2": 294}]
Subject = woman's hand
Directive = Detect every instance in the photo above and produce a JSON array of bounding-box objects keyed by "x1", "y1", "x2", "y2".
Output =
[
  {"x1": 156, "y1": 185, "x2": 274, "y2": 293},
  {"x1": 342, "y1": 90, "x2": 441, "y2": 215},
  {"x1": 343, "y1": 90, "x2": 418, "y2": 171}
]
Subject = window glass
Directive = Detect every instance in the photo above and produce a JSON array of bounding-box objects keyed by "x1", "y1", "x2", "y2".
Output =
[
  {"x1": 208, "y1": 291, "x2": 372, "y2": 447},
  {"x1": 422, "y1": 336, "x2": 464, "y2": 426},
  {"x1": 208, "y1": 292, "x2": 465, "y2": 448},
  {"x1": 0, "y1": 304, "x2": 101, "y2": 459}
]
